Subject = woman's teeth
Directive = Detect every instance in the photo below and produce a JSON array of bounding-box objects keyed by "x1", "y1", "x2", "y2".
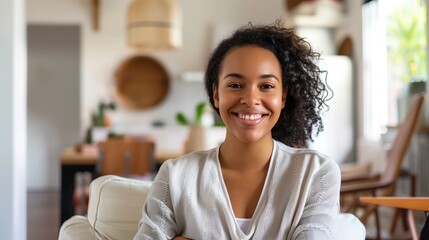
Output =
[{"x1": 238, "y1": 113, "x2": 262, "y2": 120}]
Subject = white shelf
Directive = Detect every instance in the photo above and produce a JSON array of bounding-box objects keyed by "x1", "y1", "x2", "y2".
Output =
[
  {"x1": 180, "y1": 71, "x2": 204, "y2": 82},
  {"x1": 292, "y1": 15, "x2": 344, "y2": 28}
]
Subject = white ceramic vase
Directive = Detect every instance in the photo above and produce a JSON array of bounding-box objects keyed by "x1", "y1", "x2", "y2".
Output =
[{"x1": 185, "y1": 125, "x2": 208, "y2": 153}]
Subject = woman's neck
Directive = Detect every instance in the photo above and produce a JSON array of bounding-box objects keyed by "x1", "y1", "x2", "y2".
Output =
[{"x1": 219, "y1": 136, "x2": 274, "y2": 172}]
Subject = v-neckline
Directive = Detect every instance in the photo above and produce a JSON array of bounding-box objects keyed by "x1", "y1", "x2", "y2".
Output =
[{"x1": 215, "y1": 140, "x2": 277, "y2": 236}]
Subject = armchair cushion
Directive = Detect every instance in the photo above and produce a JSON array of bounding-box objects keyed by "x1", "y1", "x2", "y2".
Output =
[
  {"x1": 335, "y1": 213, "x2": 366, "y2": 240},
  {"x1": 60, "y1": 175, "x2": 151, "y2": 240},
  {"x1": 59, "y1": 175, "x2": 365, "y2": 240},
  {"x1": 58, "y1": 215, "x2": 96, "y2": 240}
]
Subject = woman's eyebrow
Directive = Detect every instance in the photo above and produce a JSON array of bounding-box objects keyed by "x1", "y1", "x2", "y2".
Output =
[
  {"x1": 223, "y1": 73, "x2": 243, "y2": 79},
  {"x1": 260, "y1": 74, "x2": 279, "y2": 81},
  {"x1": 224, "y1": 73, "x2": 279, "y2": 81}
]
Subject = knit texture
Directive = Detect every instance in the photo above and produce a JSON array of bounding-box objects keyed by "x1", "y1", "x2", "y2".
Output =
[{"x1": 134, "y1": 140, "x2": 340, "y2": 240}]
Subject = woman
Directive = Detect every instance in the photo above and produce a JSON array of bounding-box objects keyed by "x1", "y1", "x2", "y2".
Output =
[{"x1": 134, "y1": 22, "x2": 339, "y2": 240}]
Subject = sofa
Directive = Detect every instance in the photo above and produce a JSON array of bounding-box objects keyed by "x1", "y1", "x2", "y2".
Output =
[{"x1": 59, "y1": 175, "x2": 365, "y2": 240}]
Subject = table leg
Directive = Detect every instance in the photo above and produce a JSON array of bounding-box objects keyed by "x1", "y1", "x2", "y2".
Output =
[
  {"x1": 406, "y1": 209, "x2": 418, "y2": 240},
  {"x1": 60, "y1": 164, "x2": 95, "y2": 225}
]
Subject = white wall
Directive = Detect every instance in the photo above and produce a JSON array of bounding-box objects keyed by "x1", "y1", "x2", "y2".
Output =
[
  {"x1": 26, "y1": 0, "x2": 288, "y2": 189},
  {"x1": 27, "y1": 0, "x2": 287, "y2": 135},
  {"x1": 0, "y1": 0, "x2": 27, "y2": 238},
  {"x1": 343, "y1": 0, "x2": 364, "y2": 139},
  {"x1": 26, "y1": 0, "x2": 366, "y2": 134},
  {"x1": 309, "y1": 56, "x2": 354, "y2": 164},
  {"x1": 340, "y1": 0, "x2": 363, "y2": 161},
  {"x1": 26, "y1": 0, "x2": 364, "y2": 188}
]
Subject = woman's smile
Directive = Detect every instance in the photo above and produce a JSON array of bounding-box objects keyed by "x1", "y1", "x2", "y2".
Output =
[
  {"x1": 232, "y1": 111, "x2": 269, "y2": 126},
  {"x1": 237, "y1": 113, "x2": 263, "y2": 121}
]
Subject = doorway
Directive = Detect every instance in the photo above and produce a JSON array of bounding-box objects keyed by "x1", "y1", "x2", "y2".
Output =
[{"x1": 27, "y1": 25, "x2": 81, "y2": 190}]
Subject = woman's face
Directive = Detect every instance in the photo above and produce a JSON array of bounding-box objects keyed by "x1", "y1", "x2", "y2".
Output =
[{"x1": 214, "y1": 45, "x2": 286, "y2": 144}]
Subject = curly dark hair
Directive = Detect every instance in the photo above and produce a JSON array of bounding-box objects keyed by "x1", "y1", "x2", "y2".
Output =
[{"x1": 204, "y1": 22, "x2": 332, "y2": 148}]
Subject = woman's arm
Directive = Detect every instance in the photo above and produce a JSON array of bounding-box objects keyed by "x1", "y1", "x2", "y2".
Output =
[
  {"x1": 134, "y1": 162, "x2": 178, "y2": 240},
  {"x1": 292, "y1": 160, "x2": 341, "y2": 240}
]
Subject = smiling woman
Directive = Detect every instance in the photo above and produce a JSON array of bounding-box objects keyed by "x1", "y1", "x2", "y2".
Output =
[{"x1": 134, "y1": 22, "x2": 345, "y2": 240}]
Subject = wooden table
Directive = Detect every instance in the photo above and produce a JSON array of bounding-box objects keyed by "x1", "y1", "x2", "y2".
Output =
[
  {"x1": 360, "y1": 197, "x2": 429, "y2": 211},
  {"x1": 60, "y1": 146, "x2": 182, "y2": 224},
  {"x1": 360, "y1": 197, "x2": 429, "y2": 240}
]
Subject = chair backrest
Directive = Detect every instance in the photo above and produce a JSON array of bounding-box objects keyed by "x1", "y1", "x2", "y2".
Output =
[
  {"x1": 97, "y1": 138, "x2": 155, "y2": 177},
  {"x1": 380, "y1": 94, "x2": 425, "y2": 185}
]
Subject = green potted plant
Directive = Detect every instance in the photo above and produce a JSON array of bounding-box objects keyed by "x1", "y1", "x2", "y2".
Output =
[
  {"x1": 175, "y1": 101, "x2": 212, "y2": 153},
  {"x1": 175, "y1": 101, "x2": 208, "y2": 126}
]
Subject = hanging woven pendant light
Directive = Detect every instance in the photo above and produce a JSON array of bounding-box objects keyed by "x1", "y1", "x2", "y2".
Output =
[{"x1": 127, "y1": 0, "x2": 182, "y2": 49}]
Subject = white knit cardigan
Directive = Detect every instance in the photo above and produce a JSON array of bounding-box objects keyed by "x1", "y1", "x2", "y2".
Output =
[{"x1": 134, "y1": 140, "x2": 340, "y2": 240}]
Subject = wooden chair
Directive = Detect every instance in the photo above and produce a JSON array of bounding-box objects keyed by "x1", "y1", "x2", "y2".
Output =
[
  {"x1": 73, "y1": 137, "x2": 156, "y2": 214},
  {"x1": 360, "y1": 197, "x2": 429, "y2": 240},
  {"x1": 97, "y1": 137, "x2": 156, "y2": 178},
  {"x1": 340, "y1": 94, "x2": 425, "y2": 239}
]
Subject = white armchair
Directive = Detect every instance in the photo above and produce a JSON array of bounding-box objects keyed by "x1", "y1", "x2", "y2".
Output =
[{"x1": 59, "y1": 175, "x2": 365, "y2": 240}]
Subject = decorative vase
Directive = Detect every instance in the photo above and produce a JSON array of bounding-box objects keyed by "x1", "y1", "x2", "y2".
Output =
[{"x1": 184, "y1": 125, "x2": 207, "y2": 153}]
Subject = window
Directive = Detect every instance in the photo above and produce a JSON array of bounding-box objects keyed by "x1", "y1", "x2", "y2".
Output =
[{"x1": 362, "y1": 0, "x2": 427, "y2": 141}]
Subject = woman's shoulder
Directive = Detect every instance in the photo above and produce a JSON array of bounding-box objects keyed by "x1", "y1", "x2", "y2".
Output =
[
  {"x1": 155, "y1": 148, "x2": 220, "y2": 194},
  {"x1": 275, "y1": 140, "x2": 326, "y2": 158},
  {"x1": 160, "y1": 147, "x2": 218, "y2": 173},
  {"x1": 274, "y1": 141, "x2": 340, "y2": 185},
  {"x1": 274, "y1": 140, "x2": 337, "y2": 168}
]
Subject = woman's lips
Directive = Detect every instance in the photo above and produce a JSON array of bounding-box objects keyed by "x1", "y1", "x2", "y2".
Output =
[
  {"x1": 233, "y1": 112, "x2": 268, "y2": 125},
  {"x1": 238, "y1": 113, "x2": 263, "y2": 120}
]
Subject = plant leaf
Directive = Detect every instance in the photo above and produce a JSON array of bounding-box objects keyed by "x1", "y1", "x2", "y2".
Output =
[
  {"x1": 195, "y1": 102, "x2": 207, "y2": 125},
  {"x1": 176, "y1": 112, "x2": 189, "y2": 125}
]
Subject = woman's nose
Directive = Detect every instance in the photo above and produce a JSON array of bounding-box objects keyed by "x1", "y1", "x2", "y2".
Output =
[{"x1": 240, "y1": 87, "x2": 261, "y2": 106}]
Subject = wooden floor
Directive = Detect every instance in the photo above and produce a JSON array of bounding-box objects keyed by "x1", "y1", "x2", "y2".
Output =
[{"x1": 27, "y1": 190, "x2": 60, "y2": 240}]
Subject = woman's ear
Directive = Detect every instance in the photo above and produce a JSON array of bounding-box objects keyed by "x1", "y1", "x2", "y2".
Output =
[
  {"x1": 282, "y1": 86, "x2": 288, "y2": 108},
  {"x1": 213, "y1": 85, "x2": 219, "y2": 108}
]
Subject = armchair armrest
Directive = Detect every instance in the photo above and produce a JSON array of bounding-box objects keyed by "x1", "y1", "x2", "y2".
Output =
[
  {"x1": 336, "y1": 213, "x2": 366, "y2": 240},
  {"x1": 341, "y1": 173, "x2": 380, "y2": 182},
  {"x1": 59, "y1": 215, "x2": 96, "y2": 240},
  {"x1": 340, "y1": 179, "x2": 393, "y2": 194}
]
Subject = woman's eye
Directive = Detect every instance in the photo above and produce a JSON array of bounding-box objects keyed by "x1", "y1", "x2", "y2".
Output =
[
  {"x1": 261, "y1": 84, "x2": 275, "y2": 89},
  {"x1": 227, "y1": 83, "x2": 241, "y2": 89}
]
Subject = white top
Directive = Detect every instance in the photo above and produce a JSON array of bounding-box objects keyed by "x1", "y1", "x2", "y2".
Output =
[
  {"x1": 236, "y1": 218, "x2": 252, "y2": 232},
  {"x1": 134, "y1": 140, "x2": 340, "y2": 240}
]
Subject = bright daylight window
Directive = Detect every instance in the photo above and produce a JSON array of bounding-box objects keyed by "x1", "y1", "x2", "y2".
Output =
[{"x1": 362, "y1": 0, "x2": 427, "y2": 141}]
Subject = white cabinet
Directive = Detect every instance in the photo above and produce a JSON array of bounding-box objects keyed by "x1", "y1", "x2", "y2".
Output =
[{"x1": 309, "y1": 56, "x2": 354, "y2": 164}]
